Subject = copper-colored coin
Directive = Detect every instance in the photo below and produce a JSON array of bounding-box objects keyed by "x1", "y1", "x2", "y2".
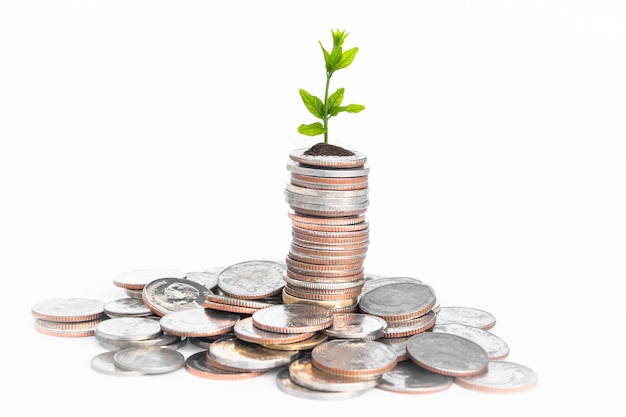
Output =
[
  {"x1": 292, "y1": 237, "x2": 370, "y2": 251},
  {"x1": 233, "y1": 316, "x2": 315, "y2": 345},
  {"x1": 381, "y1": 311, "x2": 437, "y2": 338},
  {"x1": 283, "y1": 285, "x2": 363, "y2": 301},
  {"x1": 311, "y1": 339, "x2": 397, "y2": 378},
  {"x1": 290, "y1": 243, "x2": 368, "y2": 257},
  {"x1": 185, "y1": 351, "x2": 265, "y2": 380},
  {"x1": 289, "y1": 148, "x2": 367, "y2": 168},
  {"x1": 287, "y1": 250, "x2": 367, "y2": 266},
  {"x1": 291, "y1": 172, "x2": 368, "y2": 185},
  {"x1": 34, "y1": 317, "x2": 107, "y2": 338},
  {"x1": 358, "y1": 282, "x2": 437, "y2": 322},
  {"x1": 291, "y1": 225, "x2": 369, "y2": 239},
  {"x1": 31, "y1": 298, "x2": 106, "y2": 322},
  {"x1": 208, "y1": 336, "x2": 301, "y2": 371},
  {"x1": 205, "y1": 293, "x2": 278, "y2": 309},
  {"x1": 454, "y1": 360, "x2": 538, "y2": 393},
  {"x1": 288, "y1": 211, "x2": 366, "y2": 225},
  {"x1": 291, "y1": 231, "x2": 369, "y2": 245},
  {"x1": 251, "y1": 303, "x2": 334, "y2": 334},
  {"x1": 285, "y1": 268, "x2": 365, "y2": 283},
  {"x1": 289, "y1": 357, "x2": 379, "y2": 392},
  {"x1": 281, "y1": 289, "x2": 358, "y2": 310},
  {"x1": 290, "y1": 178, "x2": 369, "y2": 191},
  {"x1": 203, "y1": 300, "x2": 258, "y2": 315},
  {"x1": 286, "y1": 256, "x2": 364, "y2": 274},
  {"x1": 261, "y1": 332, "x2": 329, "y2": 351},
  {"x1": 291, "y1": 219, "x2": 369, "y2": 233}
]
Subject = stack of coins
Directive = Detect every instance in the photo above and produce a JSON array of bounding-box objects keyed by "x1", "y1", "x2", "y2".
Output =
[{"x1": 283, "y1": 148, "x2": 370, "y2": 312}]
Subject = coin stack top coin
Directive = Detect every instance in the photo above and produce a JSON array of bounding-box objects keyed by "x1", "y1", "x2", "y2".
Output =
[{"x1": 283, "y1": 148, "x2": 370, "y2": 312}]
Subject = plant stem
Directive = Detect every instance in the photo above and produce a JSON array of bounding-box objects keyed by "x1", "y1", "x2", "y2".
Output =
[{"x1": 323, "y1": 72, "x2": 332, "y2": 144}]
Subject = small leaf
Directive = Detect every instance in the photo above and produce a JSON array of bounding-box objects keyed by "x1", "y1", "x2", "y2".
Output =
[
  {"x1": 327, "y1": 88, "x2": 345, "y2": 116},
  {"x1": 299, "y1": 89, "x2": 324, "y2": 119},
  {"x1": 336, "y1": 47, "x2": 358, "y2": 70},
  {"x1": 318, "y1": 41, "x2": 329, "y2": 62},
  {"x1": 297, "y1": 122, "x2": 326, "y2": 136},
  {"x1": 326, "y1": 46, "x2": 343, "y2": 73},
  {"x1": 335, "y1": 104, "x2": 366, "y2": 114}
]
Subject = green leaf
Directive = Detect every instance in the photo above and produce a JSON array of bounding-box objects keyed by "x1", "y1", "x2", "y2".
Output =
[
  {"x1": 335, "y1": 104, "x2": 366, "y2": 114},
  {"x1": 318, "y1": 41, "x2": 329, "y2": 62},
  {"x1": 299, "y1": 89, "x2": 324, "y2": 119},
  {"x1": 326, "y1": 46, "x2": 343, "y2": 73},
  {"x1": 327, "y1": 88, "x2": 345, "y2": 116},
  {"x1": 297, "y1": 122, "x2": 326, "y2": 136},
  {"x1": 336, "y1": 47, "x2": 358, "y2": 70},
  {"x1": 331, "y1": 29, "x2": 348, "y2": 48}
]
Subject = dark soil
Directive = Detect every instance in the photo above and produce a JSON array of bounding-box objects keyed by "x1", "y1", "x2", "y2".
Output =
[{"x1": 304, "y1": 142, "x2": 355, "y2": 157}]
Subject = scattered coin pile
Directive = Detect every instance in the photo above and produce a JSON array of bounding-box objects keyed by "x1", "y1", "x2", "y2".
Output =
[
  {"x1": 31, "y1": 261, "x2": 538, "y2": 397},
  {"x1": 282, "y1": 148, "x2": 371, "y2": 313}
]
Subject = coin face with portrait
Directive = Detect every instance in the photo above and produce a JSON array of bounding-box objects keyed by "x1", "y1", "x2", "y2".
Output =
[{"x1": 142, "y1": 278, "x2": 212, "y2": 316}]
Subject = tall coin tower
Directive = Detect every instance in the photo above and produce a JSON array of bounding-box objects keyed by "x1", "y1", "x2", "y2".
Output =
[{"x1": 283, "y1": 147, "x2": 370, "y2": 313}]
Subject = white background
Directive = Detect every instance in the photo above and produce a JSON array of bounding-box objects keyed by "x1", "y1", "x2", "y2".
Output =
[{"x1": 2, "y1": 1, "x2": 624, "y2": 415}]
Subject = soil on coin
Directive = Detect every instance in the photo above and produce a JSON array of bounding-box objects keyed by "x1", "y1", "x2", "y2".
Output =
[{"x1": 304, "y1": 143, "x2": 355, "y2": 157}]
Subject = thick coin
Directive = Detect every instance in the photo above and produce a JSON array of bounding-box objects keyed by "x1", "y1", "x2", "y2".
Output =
[
  {"x1": 283, "y1": 273, "x2": 365, "y2": 290},
  {"x1": 454, "y1": 360, "x2": 538, "y2": 393},
  {"x1": 261, "y1": 332, "x2": 329, "y2": 351},
  {"x1": 113, "y1": 268, "x2": 186, "y2": 290},
  {"x1": 286, "y1": 160, "x2": 370, "y2": 178},
  {"x1": 281, "y1": 289, "x2": 358, "y2": 310},
  {"x1": 289, "y1": 177, "x2": 368, "y2": 192},
  {"x1": 276, "y1": 368, "x2": 368, "y2": 400},
  {"x1": 322, "y1": 313, "x2": 387, "y2": 341},
  {"x1": 90, "y1": 351, "x2": 143, "y2": 376},
  {"x1": 289, "y1": 357, "x2": 379, "y2": 392},
  {"x1": 217, "y1": 260, "x2": 286, "y2": 300},
  {"x1": 158, "y1": 308, "x2": 240, "y2": 338},
  {"x1": 311, "y1": 339, "x2": 397, "y2": 378},
  {"x1": 381, "y1": 311, "x2": 437, "y2": 338},
  {"x1": 95, "y1": 316, "x2": 162, "y2": 341},
  {"x1": 113, "y1": 346, "x2": 185, "y2": 374},
  {"x1": 358, "y1": 282, "x2": 437, "y2": 322},
  {"x1": 233, "y1": 317, "x2": 315, "y2": 345},
  {"x1": 435, "y1": 306, "x2": 497, "y2": 330},
  {"x1": 377, "y1": 360, "x2": 454, "y2": 394},
  {"x1": 252, "y1": 304, "x2": 334, "y2": 334},
  {"x1": 285, "y1": 189, "x2": 369, "y2": 206},
  {"x1": 34, "y1": 316, "x2": 107, "y2": 338},
  {"x1": 184, "y1": 351, "x2": 265, "y2": 381},
  {"x1": 431, "y1": 322, "x2": 510, "y2": 360},
  {"x1": 208, "y1": 336, "x2": 300, "y2": 371},
  {"x1": 103, "y1": 297, "x2": 153, "y2": 318},
  {"x1": 406, "y1": 332, "x2": 490, "y2": 377},
  {"x1": 289, "y1": 148, "x2": 367, "y2": 168},
  {"x1": 287, "y1": 211, "x2": 366, "y2": 225},
  {"x1": 31, "y1": 298, "x2": 106, "y2": 322},
  {"x1": 142, "y1": 277, "x2": 211, "y2": 316}
]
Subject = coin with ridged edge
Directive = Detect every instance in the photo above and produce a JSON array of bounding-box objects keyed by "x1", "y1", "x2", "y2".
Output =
[
  {"x1": 276, "y1": 368, "x2": 368, "y2": 400},
  {"x1": 233, "y1": 316, "x2": 315, "y2": 345},
  {"x1": 289, "y1": 357, "x2": 379, "y2": 392},
  {"x1": 184, "y1": 351, "x2": 265, "y2": 381},
  {"x1": 311, "y1": 339, "x2": 397, "y2": 378},
  {"x1": 208, "y1": 336, "x2": 300, "y2": 371},
  {"x1": 289, "y1": 148, "x2": 367, "y2": 168},
  {"x1": 158, "y1": 308, "x2": 240, "y2": 338},
  {"x1": 358, "y1": 282, "x2": 436, "y2": 322},
  {"x1": 31, "y1": 298, "x2": 106, "y2": 322},
  {"x1": 252, "y1": 304, "x2": 334, "y2": 334},
  {"x1": 217, "y1": 260, "x2": 286, "y2": 300},
  {"x1": 435, "y1": 306, "x2": 497, "y2": 330}
]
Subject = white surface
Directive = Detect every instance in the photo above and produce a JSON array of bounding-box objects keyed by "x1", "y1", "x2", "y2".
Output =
[{"x1": 2, "y1": 1, "x2": 624, "y2": 415}]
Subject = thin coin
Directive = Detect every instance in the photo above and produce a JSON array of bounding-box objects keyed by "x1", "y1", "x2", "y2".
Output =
[
  {"x1": 377, "y1": 360, "x2": 454, "y2": 394},
  {"x1": 184, "y1": 351, "x2": 265, "y2": 381},
  {"x1": 113, "y1": 268, "x2": 186, "y2": 290},
  {"x1": 435, "y1": 306, "x2": 497, "y2": 330},
  {"x1": 31, "y1": 298, "x2": 106, "y2": 322},
  {"x1": 276, "y1": 368, "x2": 368, "y2": 400},
  {"x1": 311, "y1": 339, "x2": 397, "y2": 378},
  {"x1": 431, "y1": 322, "x2": 510, "y2": 360},
  {"x1": 454, "y1": 360, "x2": 538, "y2": 393},
  {"x1": 203, "y1": 300, "x2": 259, "y2": 315},
  {"x1": 34, "y1": 317, "x2": 106, "y2": 338},
  {"x1": 95, "y1": 316, "x2": 163, "y2": 341},
  {"x1": 103, "y1": 297, "x2": 153, "y2": 317},
  {"x1": 358, "y1": 282, "x2": 436, "y2": 322},
  {"x1": 96, "y1": 333, "x2": 184, "y2": 351},
  {"x1": 281, "y1": 289, "x2": 358, "y2": 310},
  {"x1": 261, "y1": 332, "x2": 329, "y2": 351},
  {"x1": 286, "y1": 160, "x2": 370, "y2": 178},
  {"x1": 289, "y1": 148, "x2": 367, "y2": 168},
  {"x1": 283, "y1": 285, "x2": 362, "y2": 301},
  {"x1": 142, "y1": 277, "x2": 211, "y2": 316},
  {"x1": 406, "y1": 332, "x2": 490, "y2": 377},
  {"x1": 381, "y1": 311, "x2": 437, "y2": 338},
  {"x1": 208, "y1": 336, "x2": 300, "y2": 371},
  {"x1": 251, "y1": 304, "x2": 334, "y2": 334},
  {"x1": 217, "y1": 260, "x2": 286, "y2": 300},
  {"x1": 90, "y1": 351, "x2": 143, "y2": 376},
  {"x1": 322, "y1": 313, "x2": 387, "y2": 341},
  {"x1": 205, "y1": 293, "x2": 278, "y2": 309},
  {"x1": 158, "y1": 308, "x2": 240, "y2": 338},
  {"x1": 233, "y1": 317, "x2": 315, "y2": 345},
  {"x1": 113, "y1": 346, "x2": 185, "y2": 374},
  {"x1": 289, "y1": 357, "x2": 379, "y2": 392},
  {"x1": 287, "y1": 211, "x2": 366, "y2": 225}
]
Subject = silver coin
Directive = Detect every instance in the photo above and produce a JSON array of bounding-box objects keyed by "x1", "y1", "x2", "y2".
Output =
[
  {"x1": 113, "y1": 346, "x2": 185, "y2": 374},
  {"x1": 322, "y1": 313, "x2": 387, "y2": 341},
  {"x1": 381, "y1": 311, "x2": 437, "y2": 338},
  {"x1": 377, "y1": 360, "x2": 454, "y2": 394},
  {"x1": 185, "y1": 271, "x2": 219, "y2": 291},
  {"x1": 276, "y1": 368, "x2": 368, "y2": 400},
  {"x1": 96, "y1": 331, "x2": 182, "y2": 351},
  {"x1": 431, "y1": 322, "x2": 510, "y2": 360},
  {"x1": 360, "y1": 276, "x2": 425, "y2": 296},
  {"x1": 209, "y1": 336, "x2": 300, "y2": 371},
  {"x1": 285, "y1": 183, "x2": 369, "y2": 198},
  {"x1": 217, "y1": 260, "x2": 286, "y2": 300},
  {"x1": 358, "y1": 282, "x2": 437, "y2": 321},
  {"x1": 377, "y1": 337, "x2": 410, "y2": 361},
  {"x1": 158, "y1": 308, "x2": 240, "y2": 337},
  {"x1": 95, "y1": 316, "x2": 162, "y2": 341},
  {"x1": 435, "y1": 306, "x2": 497, "y2": 330},
  {"x1": 142, "y1": 277, "x2": 212, "y2": 316},
  {"x1": 103, "y1": 297, "x2": 152, "y2": 317},
  {"x1": 233, "y1": 316, "x2": 314, "y2": 345},
  {"x1": 113, "y1": 268, "x2": 187, "y2": 289},
  {"x1": 311, "y1": 339, "x2": 398, "y2": 378},
  {"x1": 286, "y1": 198, "x2": 369, "y2": 213},
  {"x1": 286, "y1": 160, "x2": 370, "y2": 178},
  {"x1": 31, "y1": 297, "x2": 106, "y2": 322},
  {"x1": 288, "y1": 358, "x2": 379, "y2": 393},
  {"x1": 90, "y1": 351, "x2": 143, "y2": 376},
  {"x1": 285, "y1": 189, "x2": 369, "y2": 205},
  {"x1": 251, "y1": 304, "x2": 334, "y2": 334},
  {"x1": 289, "y1": 148, "x2": 368, "y2": 168},
  {"x1": 454, "y1": 360, "x2": 538, "y2": 393},
  {"x1": 125, "y1": 288, "x2": 144, "y2": 299},
  {"x1": 406, "y1": 332, "x2": 490, "y2": 377}
]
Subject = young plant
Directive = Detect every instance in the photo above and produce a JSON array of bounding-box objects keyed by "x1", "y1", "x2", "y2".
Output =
[{"x1": 297, "y1": 29, "x2": 365, "y2": 144}]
